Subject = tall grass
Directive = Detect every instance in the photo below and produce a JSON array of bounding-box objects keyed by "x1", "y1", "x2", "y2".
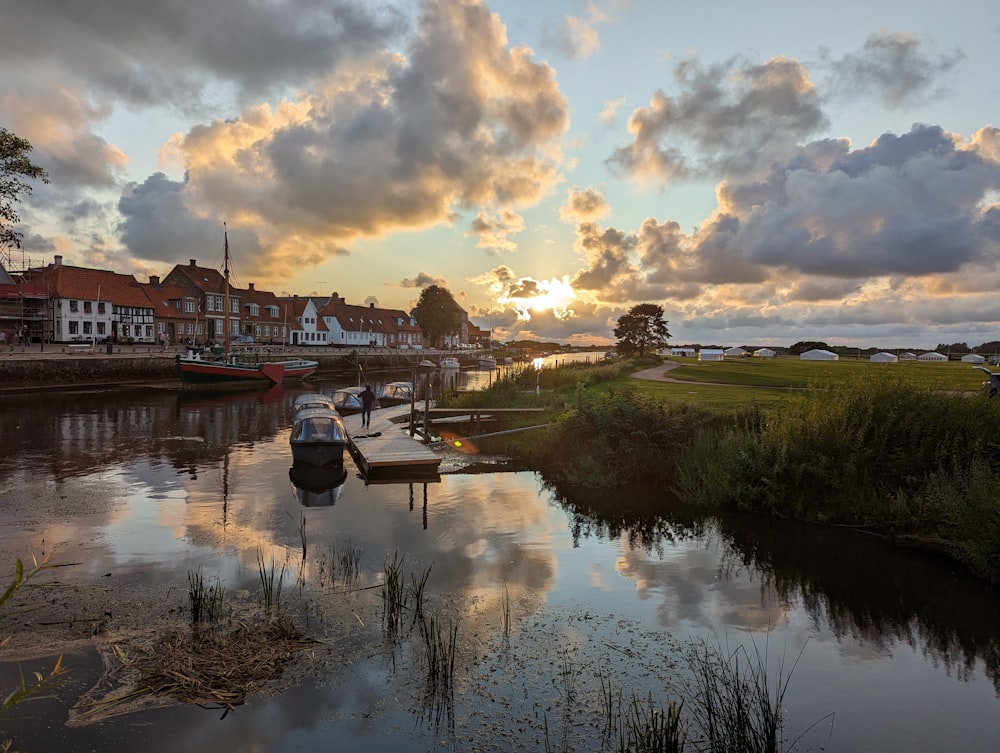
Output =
[
  {"x1": 187, "y1": 567, "x2": 226, "y2": 627},
  {"x1": 256, "y1": 550, "x2": 286, "y2": 615}
]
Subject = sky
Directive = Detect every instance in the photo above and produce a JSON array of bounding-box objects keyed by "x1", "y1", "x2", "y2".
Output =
[{"x1": 2, "y1": 0, "x2": 999, "y2": 349}]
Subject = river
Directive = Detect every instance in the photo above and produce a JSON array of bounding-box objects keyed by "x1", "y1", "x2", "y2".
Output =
[{"x1": 0, "y1": 374, "x2": 998, "y2": 752}]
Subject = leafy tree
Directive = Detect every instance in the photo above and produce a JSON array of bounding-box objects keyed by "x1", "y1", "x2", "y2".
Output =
[
  {"x1": 412, "y1": 285, "x2": 463, "y2": 348},
  {"x1": 614, "y1": 303, "x2": 670, "y2": 357},
  {"x1": 788, "y1": 340, "x2": 831, "y2": 355},
  {"x1": 1, "y1": 128, "x2": 49, "y2": 250}
]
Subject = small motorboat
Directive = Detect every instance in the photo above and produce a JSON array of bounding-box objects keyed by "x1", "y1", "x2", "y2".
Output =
[
  {"x1": 293, "y1": 392, "x2": 337, "y2": 412},
  {"x1": 289, "y1": 407, "x2": 348, "y2": 466},
  {"x1": 289, "y1": 462, "x2": 348, "y2": 507},
  {"x1": 377, "y1": 381, "x2": 414, "y2": 407},
  {"x1": 478, "y1": 355, "x2": 497, "y2": 369},
  {"x1": 331, "y1": 386, "x2": 364, "y2": 415},
  {"x1": 440, "y1": 357, "x2": 460, "y2": 370}
]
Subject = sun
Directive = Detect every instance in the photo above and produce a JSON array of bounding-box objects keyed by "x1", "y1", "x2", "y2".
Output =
[{"x1": 496, "y1": 277, "x2": 576, "y2": 321}]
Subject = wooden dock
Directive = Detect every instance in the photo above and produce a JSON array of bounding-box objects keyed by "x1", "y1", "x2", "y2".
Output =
[
  {"x1": 344, "y1": 404, "x2": 441, "y2": 481},
  {"x1": 416, "y1": 407, "x2": 546, "y2": 435}
]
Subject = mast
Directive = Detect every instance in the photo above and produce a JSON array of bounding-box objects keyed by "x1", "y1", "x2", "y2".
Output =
[{"x1": 223, "y1": 224, "x2": 231, "y2": 356}]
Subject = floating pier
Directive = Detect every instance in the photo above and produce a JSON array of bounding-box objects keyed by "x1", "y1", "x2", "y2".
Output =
[{"x1": 344, "y1": 404, "x2": 441, "y2": 482}]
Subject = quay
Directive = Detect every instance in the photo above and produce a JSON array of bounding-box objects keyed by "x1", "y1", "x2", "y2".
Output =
[{"x1": 415, "y1": 407, "x2": 546, "y2": 435}]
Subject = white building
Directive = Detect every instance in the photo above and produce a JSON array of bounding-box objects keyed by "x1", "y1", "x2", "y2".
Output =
[
  {"x1": 961, "y1": 353, "x2": 986, "y2": 364},
  {"x1": 724, "y1": 347, "x2": 748, "y2": 358},
  {"x1": 917, "y1": 352, "x2": 948, "y2": 362},
  {"x1": 869, "y1": 352, "x2": 898, "y2": 363},
  {"x1": 698, "y1": 348, "x2": 724, "y2": 361},
  {"x1": 800, "y1": 349, "x2": 839, "y2": 361},
  {"x1": 753, "y1": 348, "x2": 777, "y2": 358},
  {"x1": 670, "y1": 347, "x2": 696, "y2": 357}
]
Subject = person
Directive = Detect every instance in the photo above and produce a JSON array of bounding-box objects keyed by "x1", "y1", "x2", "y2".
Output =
[
  {"x1": 431, "y1": 372, "x2": 442, "y2": 400},
  {"x1": 359, "y1": 383, "x2": 377, "y2": 428}
]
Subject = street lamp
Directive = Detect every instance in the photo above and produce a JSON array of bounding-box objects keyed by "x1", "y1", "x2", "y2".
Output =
[{"x1": 532, "y1": 356, "x2": 544, "y2": 395}]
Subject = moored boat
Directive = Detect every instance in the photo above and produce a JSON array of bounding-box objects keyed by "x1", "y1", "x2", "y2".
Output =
[
  {"x1": 289, "y1": 407, "x2": 348, "y2": 466},
  {"x1": 377, "y1": 381, "x2": 414, "y2": 407},
  {"x1": 478, "y1": 354, "x2": 497, "y2": 369},
  {"x1": 331, "y1": 386, "x2": 364, "y2": 415},
  {"x1": 289, "y1": 462, "x2": 348, "y2": 507},
  {"x1": 440, "y1": 357, "x2": 460, "y2": 369},
  {"x1": 293, "y1": 392, "x2": 337, "y2": 412},
  {"x1": 176, "y1": 228, "x2": 318, "y2": 385}
]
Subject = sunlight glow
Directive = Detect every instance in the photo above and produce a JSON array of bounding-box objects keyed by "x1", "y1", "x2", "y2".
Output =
[{"x1": 496, "y1": 277, "x2": 576, "y2": 321}]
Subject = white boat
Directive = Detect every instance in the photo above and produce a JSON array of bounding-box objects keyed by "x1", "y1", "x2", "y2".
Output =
[
  {"x1": 440, "y1": 357, "x2": 460, "y2": 369},
  {"x1": 289, "y1": 407, "x2": 348, "y2": 466},
  {"x1": 331, "y1": 386, "x2": 364, "y2": 414},
  {"x1": 289, "y1": 462, "x2": 348, "y2": 507},
  {"x1": 293, "y1": 392, "x2": 337, "y2": 412},
  {"x1": 478, "y1": 355, "x2": 497, "y2": 369},
  {"x1": 377, "y1": 381, "x2": 414, "y2": 407}
]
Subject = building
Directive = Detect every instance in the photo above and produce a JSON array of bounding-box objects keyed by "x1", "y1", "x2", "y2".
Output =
[
  {"x1": 724, "y1": 347, "x2": 748, "y2": 358},
  {"x1": 917, "y1": 352, "x2": 949, "y2": 362},
  {"x1": 753, "y1": 348, "x2": 777, "y2": 358},
  {"x1": 961, "y1": 353, "x2": 986, "y2": 364},
  {"x1": 37, "y1": 257, "x2": 155, "y2": 344},
  {"x1": 698, "y1": 348, "x2": 724, "y2": 361},
  {"x1": 869, "y1": 352, "x2": 898, "y2": 363},
  {"x1": 799, "y1": 349, "x2": 839, "y2": 360}
]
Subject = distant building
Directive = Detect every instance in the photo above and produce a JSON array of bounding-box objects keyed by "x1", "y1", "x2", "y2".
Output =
[
  {"x1": 671, "y1": 347, "x2": 696, "y2": 357},
  {"x1": 724, "y1": 347, "x2": 748, "y2": 358},
  {"x1": 753, "y1": 348, "x2": 777, "y2": 359},
  {"x1": 917, "y1": 352, "x2": 948, "y2": 362},
  {"x1": 800, "y1": 349, "x2": 839, "y2": 361},
  {"x1": 698, "y1": 348, "x2": 724, "y2": 361},
  {"x1": 869, "y1": 352, "x2": 898, "y2": 363},
  {"x1": 961, "y1": 353, "x2": 986, "y2": 364}
]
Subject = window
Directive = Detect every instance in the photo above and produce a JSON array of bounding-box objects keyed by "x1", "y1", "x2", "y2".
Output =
[
  {"x1": 187, "y1": 324, "x2": 194, "y2": 335},
  {"x1": 231, "y1": 298, "x2": 239, "y2": 313},
  {"x1": 145, "y1": 326, "x2": 153, "y2": 338},
  {"x1": 98, "y1": 302, "x2": 106, "y2": 314},
  {"x1": 83, "y1": 322, "x2": 92, "y2": 334},
  {"x1": 184, "y1": 301, "x2": 195, "y2": 313},
  {"x1": 83, "y1": 301, "x2": 92, "y2": 313},
  {"x1": 97, "y1": 322, "x2": 106, "y2": 336},
  {"x1": 69, "y1": 300, "x2": 78, "y2": 312},
  {"x1": 158, "y1": 323, "x2": 165, "y2": 333},
  {"x1": 68, "y1": 321, "x2": 79, "y2": 334},
  {"x1": 249, "y1": 304, "x2": 259, "y2": 316}
]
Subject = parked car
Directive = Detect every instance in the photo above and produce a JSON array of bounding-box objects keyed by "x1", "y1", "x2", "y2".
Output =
[{"x1": 234, "y1": 335, "x2": 254, "y2": 345}]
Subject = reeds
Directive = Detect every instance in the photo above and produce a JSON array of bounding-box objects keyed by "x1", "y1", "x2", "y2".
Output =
[
  {"x1": 256, "y1": 550, "x2": 286, "y2": 615},
  {"x1": 418, "y1": 615, "x2": 458, "y2": 730},
  {"x1": 187, "y1": 567, "x2": 226, "y2": 627},
  {"x1": 500, "y1": 580, "x2": 511, "y2": 640}
]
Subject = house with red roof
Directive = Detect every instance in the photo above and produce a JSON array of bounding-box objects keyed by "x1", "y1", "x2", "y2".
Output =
[{"x1": 37, "y1": 256, "x2": 155, "y2": 344}]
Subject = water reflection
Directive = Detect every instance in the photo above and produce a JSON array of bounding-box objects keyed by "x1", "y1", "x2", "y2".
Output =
[
  {"x1": 1, "y1": 384, "x2": 999, "y2": 751},
  {"x1": 288, "y1": 462, "x2": 348, "y2": 507}
]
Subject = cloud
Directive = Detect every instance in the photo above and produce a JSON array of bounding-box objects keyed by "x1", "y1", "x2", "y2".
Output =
[
  {"x1": 599, "y1": 96, "x2": 626, "y2": 126},
  {"x1": 542, "y1": 3, "x2": 611, "y2": 59},
  {"x1": 609, "y1": 55, "x2": 827, "y2": 184},
  {"x1": 468, "y1": 209, "x2": 525, "y2": 252},
  {"x1": 397, "y1": 272, "x2": 447, "y2": 288},
  {"x1": 559, "y1": 187, "x2": 610, "y2": 223},
  {"x1": 820, "y1": 30, "x2": 964, "y2": 109}
]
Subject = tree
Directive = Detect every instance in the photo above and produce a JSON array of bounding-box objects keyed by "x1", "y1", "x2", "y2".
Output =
[
  {"x1": 614, "y1": 303, "x2": 670, "y2": 357},
  {"x1": 412, "y1": 285, "x2": 463, "y2": 348},
  {"x1": 1, "y1": 128, "x2": 49, "y2": 250}
]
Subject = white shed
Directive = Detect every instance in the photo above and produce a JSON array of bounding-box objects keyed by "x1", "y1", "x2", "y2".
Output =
[
  {"x1": 671, "y1": 347, "x2": 696, "y2": 357},
  {"x1": 724, "y1": 347, "x2": 748, "y2": 358},
  {"x1": 917, "y1": 352, "x2": 948, "y2": 362},
  {"x1": 869, "y1": 352, "x2": 898, "y2": 363},
  {"x1": 753, "y1": 348, "x2": 777, "y2": 359},
  {"x1": 899, "y1": 352, "x2": 918, "y2": 361},
  {"x1": 800, "y1": 349, "x2": 839, "y2": 361},
  {"x1": 698, "y1": 348, "x2": 724, "y2": 361},
  {"x1": 961, "y1": 353, "x2": 986, "y2": 364}
]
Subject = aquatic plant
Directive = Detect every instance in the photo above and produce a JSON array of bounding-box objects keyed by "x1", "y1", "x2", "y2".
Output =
[
  {"x1": 256, "y1": 550, "x2": 286, "y2": 615},
  {"x1": 382, "y1": 551, "x2": 408, "y2": 641},
  {"x1": 187, "y1": 567, "x2": 226, "y2": 627},
  {"x1": 500, "y1": 580, "x2": 512, "y2": 640},
  {"x1": 417, "y1": 615, "x2": 458, "y2": 731}
]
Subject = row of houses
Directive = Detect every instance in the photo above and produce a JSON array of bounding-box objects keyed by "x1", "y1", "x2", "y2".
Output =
[{"x1": 1, "y1": 256, "x2": 489, "y2": 348}]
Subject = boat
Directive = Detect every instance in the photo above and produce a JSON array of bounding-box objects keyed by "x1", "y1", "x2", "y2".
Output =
[
  {"x1": 289, "y1": 407, "x2": 348, "y2": 466},
  {"x1": 440, "y1": 357, "x2": 460, "y2": 369},
  {"x1": 377, "y1": 381, "x2": 414, "y2": 407},
  {"x1": 289, "y1": 462, "x2": 348, "y2": 507},
  {"x1": 331, "y1": 386, "x2": 364, "y2": 415},
  {"x1": 478, "y1": 354, "x2": 497, "y2": 369},
  {"x1": 293, "y1": 392, "x2": 337, "y2": 412},
  {"x1": 176, "y1": 228, "x2": 318, "y2": 385}
]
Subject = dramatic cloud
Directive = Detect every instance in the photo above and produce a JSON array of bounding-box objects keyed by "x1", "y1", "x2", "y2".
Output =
[
  {"x1": 820, "y1": 31, "x2": 963, "y2": 108},
  {"x1": 559, "y1": 187, "x2": 610, "y2": 223},
  {"x1": 542, "y1": 3, "x2": 611, "y2": 59},
  {"x1": 609, "y1": 55, "x2": 826, "y2": 184},
  {"x1": 468, "y1": 210, "x2": 526, "y2": 252}
]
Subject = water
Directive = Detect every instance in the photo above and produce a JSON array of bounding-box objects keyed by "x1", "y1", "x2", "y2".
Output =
[{"x1": 0, "y1": 381, "x2": 998, "y2": 751}]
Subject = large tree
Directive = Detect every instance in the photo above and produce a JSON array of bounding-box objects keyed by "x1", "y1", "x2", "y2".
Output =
[
  {"x1": 614, "y1": 303, "x2": 670, "y2": 357},
  {"x1": 412, "y1": 285, "x2": 463, "y2": 348},
  {"x1": 1, "y1": 128, "x2": 49, "y2": 250}
]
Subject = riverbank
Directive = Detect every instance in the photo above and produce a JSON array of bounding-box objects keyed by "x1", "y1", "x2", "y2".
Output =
[{"x1": 0, "y1": 346, "x2": 465, "y2": 392}]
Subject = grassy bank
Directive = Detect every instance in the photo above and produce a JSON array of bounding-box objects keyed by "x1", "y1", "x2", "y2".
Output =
[{"x1": 443, "y1": 358, "x2": 1000, "y2": 582}]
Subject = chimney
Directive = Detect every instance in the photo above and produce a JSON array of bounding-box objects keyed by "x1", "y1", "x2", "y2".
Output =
[
  {"x1": 369, "y1": 302, "x2": 375, "y2": 308},
  {"x1": 54, "y1": 255, "x2": 63, "y2": 267},
  {"x1": 248, "y1": 282, "x2": 255, "y2": 292},
  {"x1": 149, "y1": 275, "x2": 160, "y2": 288},
  {"x1": 189, "y1": 259, "x2": 197, "y2": 267}
]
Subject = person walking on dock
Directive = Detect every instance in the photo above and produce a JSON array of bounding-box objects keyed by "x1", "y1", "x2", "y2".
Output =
[{"x1": 360, "y1": 384, "x2": 377, "y2": 428}]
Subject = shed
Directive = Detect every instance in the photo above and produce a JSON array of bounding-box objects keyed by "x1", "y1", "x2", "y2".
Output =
[
  {"x1": 899, "y1": 352, "x2": 917, "y2": 361},
  {"x1": 724, "y1": 347, "x2": 747, "y2": 358},
  {"x1": 869, "y1": 352, "x2": 898, "y2": 363},
  {"x1": 671, "y1": 347, "x2": 696, "y2": 357},
  {"x1": 753, "y1": 348, "x2": 777, "y2": 359},
  {"x1": 800, "y1": 349, "x2": 839, "y2": 361},
  {"x1": 961, "y1": 353, "x2": 986, "y2": 364},
  {"x1": 917, "y1": 352, "x2": 948, "y2": 362},
  {"x1": 698, "y1": 349, "x2": 724, "y2": 361}
]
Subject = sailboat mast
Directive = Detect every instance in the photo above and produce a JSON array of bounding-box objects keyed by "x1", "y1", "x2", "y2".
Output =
[{"x1": 223, "y1": 225, "x2": 231, "y2": 354}]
